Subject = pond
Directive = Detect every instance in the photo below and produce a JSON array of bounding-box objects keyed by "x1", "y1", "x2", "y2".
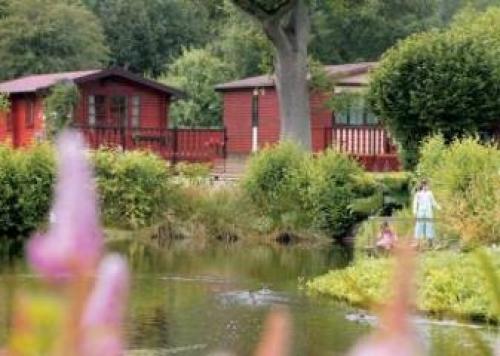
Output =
[{"x1": 0, "y1": 241, "x2": 496, "y2": 355}]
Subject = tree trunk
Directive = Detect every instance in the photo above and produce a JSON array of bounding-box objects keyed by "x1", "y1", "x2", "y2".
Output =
[
  {"x1": 275, "y1": 41, "x2": 310, "y2": 149},
  {"x1": 266, "y1": 0, "x2": 311, "y2": 150}
]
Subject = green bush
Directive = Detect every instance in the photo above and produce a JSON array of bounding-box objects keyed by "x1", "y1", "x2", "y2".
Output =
[
  {"x1": 416, "y1": 135, "x2": 500, "y2": 245},
  {"x1": 92, "y1": 149, "x2": 174, "y2": 229},
  {"x1": 243, "y1": 142, "x2": 311, "y2": 232},
  {"x1": 307, "y1": 249, "x2": 500, "y2": 321},
  {"x1": 243, "y1": 143, "x2": 380, "y2": 238},
  {"x1": 173, "y1": 162, "x2": 212, "y2": 185},
  {"x1": 0, "y1": 144, "x2": 56, "y2": 238},
  {"x1": 309, "y1": 150, "x2": 377, "y2": 239},
  {"x1": 369, "y1": 9, "x2": 500, "y2": 168}
]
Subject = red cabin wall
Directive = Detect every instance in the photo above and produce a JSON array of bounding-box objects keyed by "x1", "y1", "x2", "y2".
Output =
[
  {"x1": 0, "y1": 95, "x2": 44, "y2": 147},
  {"x1": 75, "y1": 77, "x2": 171, "y2": 129},
  {"x1": 222, "y1": 90, "x2": 253, "y2": 154},
  {"x1": 222, "y1": 88, "x2": 332, "y2": 154}
]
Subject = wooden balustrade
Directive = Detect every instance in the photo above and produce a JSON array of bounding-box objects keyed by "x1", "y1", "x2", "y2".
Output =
[{"x1": 72, "y1": 124, "x2": 227, "y2": 164}]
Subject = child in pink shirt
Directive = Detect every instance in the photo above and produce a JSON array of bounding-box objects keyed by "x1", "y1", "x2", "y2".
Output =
[{"x1": 376, "y1": 221, "x2": 398, "y2": 250}]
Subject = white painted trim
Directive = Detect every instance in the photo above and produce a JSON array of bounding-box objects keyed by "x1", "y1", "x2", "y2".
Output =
[{"x1": 252, "y1": 126, "x2": 258, "y2": 152}]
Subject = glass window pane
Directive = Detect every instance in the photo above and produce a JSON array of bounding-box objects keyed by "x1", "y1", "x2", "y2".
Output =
[
  {"x1": 365, "y1": 110, "x2": 379, "y2": 125},
  {"x1": 131, "y1": 96, "x2": 140, "y2": 127},
  {"x1": 350, "y1": 98, "x2": 364, "y2": 125},
  {"x1": 335, "y1": 109, "x2": 349, "y2": 125}
]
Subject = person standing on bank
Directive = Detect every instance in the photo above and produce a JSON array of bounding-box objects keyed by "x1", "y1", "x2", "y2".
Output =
[{"x1": 413, "y1": 179, "x2": 441, "y2": 246}]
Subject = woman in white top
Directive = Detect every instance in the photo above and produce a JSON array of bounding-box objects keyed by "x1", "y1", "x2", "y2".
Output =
[{"x1": 413, "y1": 179, "x2": 440, "y2": 242}]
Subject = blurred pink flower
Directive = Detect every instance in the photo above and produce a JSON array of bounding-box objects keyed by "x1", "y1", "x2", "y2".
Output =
[
  {"x1": 349, "y1": 245, "x2": 423, "y2": 356},
  {"x1": 81, "y1": 254, "x2": 129, "y2": 356},
  {"x1": 27, "y1": 131, "x2": 103, "y2": 281}
]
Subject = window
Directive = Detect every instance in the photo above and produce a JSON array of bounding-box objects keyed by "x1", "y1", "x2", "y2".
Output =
[
  {"x1": 131, "y1": 96, "x2": 140, "y2": 128},
  {"x1": 110, "y1": 96, "x2": 127, "y2": 127},
  {"x1": 334, "y1": 97, "x2": 379, "y2": 126},
  {"x1": 88, "y1": 95, "x2": 106, "y2": 126},
  {"x1": 26, "y1": 100, "x2": 34, "y2": 127}
]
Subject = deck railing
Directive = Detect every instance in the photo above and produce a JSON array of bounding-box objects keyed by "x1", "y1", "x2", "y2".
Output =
[
  {"x1": 323, "y1": 125, "x2": 400, "y2": 171},
  {"x1": 72, "y1": 124, "x2": 227, "y2": 164}
]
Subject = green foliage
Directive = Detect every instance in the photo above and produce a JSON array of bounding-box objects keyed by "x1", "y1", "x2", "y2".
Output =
[
  {"x1": 308, "y1": 150, "x2": 375, "y2": 239},
  {"x1": 211, "y1": 2, "x2": 273, "y2": 77},
  {"x1": 310, "y1": 0, "x2": 439, "y2": 64},
  {"x1": 43, "y1": 83, "x2": 79, "y2": 139},
  {"x1": 173, "y1": 162, "x2": 212, "y2": 185},
  {"x1": 243, "y1": 143, "x2": 379, "y2": 238},
  {"x1": 162, "y1": 48, "x2": 234, "y2": 127},
  {"x1": 0, "y1": 0, "x2": 108, "y2": 80},
  {"x1": 0, "y1": 144, "x2": 56, "y2": 238},
  {"x1": 92, "y1": 149, "x2": 174, "y2": 229},
  {"x1": 369, "y1": 9, "x2": 500, "y2": 167},
  {"x1": 0, "y1": 93, "x2": 9, "y2": 112},
  {"x1": 416, "y1": 135, "x2": 500, "y2": 245},
  {"x1": 90, "y1": 0, "x2": 210, "y2": 76},
  {"x1": 172, "y1": 185, "x2": 260, "y2": 243},
  {"x1": 307, "y1": 249, "x2": 500, "y2": 321},
  {"x1": 243, "y1": 142, "x2": 310, "y2": 232}
]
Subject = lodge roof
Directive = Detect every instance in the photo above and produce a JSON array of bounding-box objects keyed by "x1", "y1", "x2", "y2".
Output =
[
  {"x1": 0, "y1": 68, "x2": 185, "y2": 98},
  {"x1": 214, "y1": 62, "x2": 376, "y2": 91}
]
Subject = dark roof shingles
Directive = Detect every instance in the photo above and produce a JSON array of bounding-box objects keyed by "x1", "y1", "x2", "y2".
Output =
[
  {"x1": 214, "y1": 62, "x2": 376, "y2": 90},
  {"x1": 0, "y1": 68, "x2": 184, "y2": 98}
]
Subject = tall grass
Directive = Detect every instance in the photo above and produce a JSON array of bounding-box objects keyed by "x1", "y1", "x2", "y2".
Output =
[{"x1": 416, "y1": 135, "x2": 500, "y2": 246}]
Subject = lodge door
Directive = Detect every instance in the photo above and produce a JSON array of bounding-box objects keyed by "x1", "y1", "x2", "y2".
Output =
[{"x1": 110, "y1": 96, "x2": 127, "y2": 128}]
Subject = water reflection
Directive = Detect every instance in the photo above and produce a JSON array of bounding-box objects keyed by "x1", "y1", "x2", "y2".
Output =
[{"x1": 0, "y1": 240, "x2": 496, "y2": 355}]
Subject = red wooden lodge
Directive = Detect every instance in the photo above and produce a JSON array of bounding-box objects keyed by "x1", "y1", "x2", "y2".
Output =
[
  {"x1": 0, "y1": 68, "x2": 226, "y2": 162},
  {"x1": 215, "y1": 62, "x2": 400, "y2": 171}
]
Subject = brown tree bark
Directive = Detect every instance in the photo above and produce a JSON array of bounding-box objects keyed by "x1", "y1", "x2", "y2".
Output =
[{"x1": 231, "y1": 0, "x2": 312, "y2": 150}]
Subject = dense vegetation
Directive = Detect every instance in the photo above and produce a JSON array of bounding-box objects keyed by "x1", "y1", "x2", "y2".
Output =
[
  {"x1": 307, "y1": 249, "x2": 500, "y2": 322},
  {"x1": 0, "y1": 144, "x2": 174, "y2": 236},
  {"x1": 1, "y1": 0, "x2": 499, "y2": 127},
  {"x1": 0, "y1": 141, "x2": 405, "y2": 244},
  {"x1": 369, "y1": 7, "x2": 500, "y2": 167}
]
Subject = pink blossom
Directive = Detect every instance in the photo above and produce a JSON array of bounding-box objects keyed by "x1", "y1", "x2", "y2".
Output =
[
  {"x1": 81, "y1": 254, "x2": 129, "y2": 356},
  {"x1": 27, "y1": 131, "x2": 103, "y2": 281},
  {"x1": 349, "y1": 245, "x2": 423, "y2": 356}
]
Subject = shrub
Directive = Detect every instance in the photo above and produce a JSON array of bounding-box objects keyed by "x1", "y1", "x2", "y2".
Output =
[
  {"x1": 369, "y1": 9, "x2": 500, "y2": 168},
  {"x1": 173, "y1": 162, "x2": 212, "y2": 185},
  {"x1": 307, "y1": 249, "x2": 500, "y2": 321},
  {"x1": 309, "y1": 150, "x2": 377, "y2": 239},
  {"x1": 243, "y1": 142, "x2": 311, "y2": 232},
  {"x1": 0, "y1": 144, "x2": 56, "y2": 238},
  {"x1": 416, "y1": 135, "x2": 500, "y2": 245},
  {"x1": 172, "y1": 185, "x2": 260, "y2": 243},
  {"x1": 243, "y1": 143, "x2": 380, "y2": 238},
  {"x1": 92, "y1": 149, "x2": 174, "y2": 229}
]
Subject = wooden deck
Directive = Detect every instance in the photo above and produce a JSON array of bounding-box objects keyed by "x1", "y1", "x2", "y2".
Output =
[{"x1": 74, "y1": 124, "x2": 227, "y2": 164}]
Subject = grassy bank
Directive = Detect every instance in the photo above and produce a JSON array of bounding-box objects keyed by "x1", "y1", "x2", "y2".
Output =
[{"x1": 306, "y1": 249, "x2": 500, "y2": 322}]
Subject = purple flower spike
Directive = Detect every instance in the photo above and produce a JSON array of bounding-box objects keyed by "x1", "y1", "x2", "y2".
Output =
[
  {"x1": 27, "y1": 130, "x2": 103, "y2": 280},
  {"x1": 81, "y1": 254, "x2": 129, "y2": 356}
]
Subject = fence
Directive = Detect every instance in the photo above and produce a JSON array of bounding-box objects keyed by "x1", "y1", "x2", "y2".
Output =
[
  {"x1": 72, "y1": 124, "x2": 227, "y2": 164},
  {"x1": 322, "y1": 125, "x2": 400, "y2": 172}
]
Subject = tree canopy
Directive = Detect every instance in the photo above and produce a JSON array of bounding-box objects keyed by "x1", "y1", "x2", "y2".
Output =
[
  {"x1": 0, "y1": 0, "x2": 108, "y2": 80},
  {"x1": 369, "y1": 7, "x2": 500, "y2": 168},
  {"x1": 88, "y1": 0, "x2": 211, "y2": 77},
  {"x1": 162, "y1": 48, "x2": 234, "y2": 127}
]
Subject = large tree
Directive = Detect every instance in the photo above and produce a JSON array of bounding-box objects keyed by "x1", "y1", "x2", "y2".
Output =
[
  {"x1": 0, "y1": 0, "x2": 108, "y2": 80},
  {"x1": 310, "y1": 0, "x2": 439, "y2": 64},
  {"x1": 162, "y1": 48, "x2": 234, "y2": 127},
  {"x1": 89, "y1": 0, "x2": 211, "y2": 76},
  {"x1": 369, "y1": 7, "x2": 500, "y2": 168},
  {"x1": 230, "y1": 0, "x2": 312, "y2": 150}
]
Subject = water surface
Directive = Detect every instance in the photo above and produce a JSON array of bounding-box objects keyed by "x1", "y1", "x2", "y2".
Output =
[{"x1": 0, "y1": 241, "x2": 496, "y2": 355}]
